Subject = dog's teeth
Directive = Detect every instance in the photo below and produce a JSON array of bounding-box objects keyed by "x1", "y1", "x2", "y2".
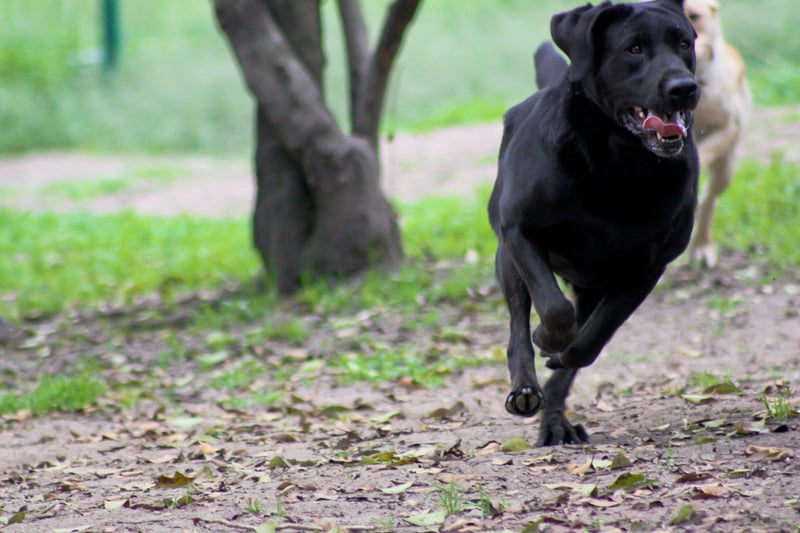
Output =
[{"x1": 656, "y1": 133, "x2": 663, "y2": 141}]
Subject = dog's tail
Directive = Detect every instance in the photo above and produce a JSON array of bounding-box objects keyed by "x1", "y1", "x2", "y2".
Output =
[{"x1": 534, "y1": 42, "x2": 568, "y2": 90}]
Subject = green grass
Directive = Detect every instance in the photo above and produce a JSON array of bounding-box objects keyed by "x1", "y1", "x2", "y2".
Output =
[
  {"x1": 2, "y1": 156, "x2": 800, "y2": 403},
  {"x1": 2, "y1": 0, "x2": 797, "y2": 155},
  {"x1": 2, "y1": 156, "x2": 799, "y2": 322},
  {"x1": 715, "y1": 156, "x2": 800, "y2": 268},
  {"x1": 0, "y1": 373, "x2": 106, "y2": 415},
  {"x1": 0, "y1": 209, "x2": 258, "y2": 319}
]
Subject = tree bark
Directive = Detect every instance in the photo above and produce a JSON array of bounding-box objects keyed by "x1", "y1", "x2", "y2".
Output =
[
  {"x1": 213, "y1": 0, "x2": 417, "y2": 294},
  {"x1": 352, "y1": 0, "x2": 421, "y2": 146}
]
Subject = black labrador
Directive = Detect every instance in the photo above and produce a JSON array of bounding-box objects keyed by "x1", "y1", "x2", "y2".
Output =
[{"x1": 488, "y1": 0, "x2": 700, "y2": 445}]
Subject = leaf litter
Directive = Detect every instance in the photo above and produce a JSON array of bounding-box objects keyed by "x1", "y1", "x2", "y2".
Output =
[{"x1": 2, "y1": 252, "x2": 800, "y2": 531}]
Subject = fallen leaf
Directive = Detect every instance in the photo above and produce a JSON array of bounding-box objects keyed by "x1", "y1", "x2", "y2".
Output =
[
  {"x1": 745, "y1": 445, "x2": 795, "y2": 462},
  {"x1": 197, "y1": 442, "x2": 217, "y2": 456},
  {"x1": 606, "y1": 472, "x2": 657, "y2": 492},
  {"x1": 371, "y1": 411, "x2": 401, "y2": 424},
  {"x1": 609, "y1": 453, "x2": 633, "y2": 469},
  {"x1": 567, "y1": 461, "x2": 592, "y2": 475},
  {"x1": 520, "y1": 519, "x2": 544, "y2": 533},
  {"x1": 381, "y1": 481, "x2": 413, "y2": 494},
  {"x1": 544, "y1": 482, "x2": 597, "y2": 497},
  {"x1": 138, "y1": 454, "x2": 175, "y2": 465},
  {"x1": 590, "y1": 458, "x2": 612, "y2": 470},
  {"x1": 492, "y1": 457, "x2": 513, "y2": 466},
  {"x1": 727, "y1": 419, "x2": 767, "y2": 437},
  {"x1": 676, "y1": 472, "x2": 712, "y2": 484},
  {"x1": 722, "y1": 469, "x2": 752, "y2": 479},
  {"x1": 8, "y1": 510, "x2": 26, "y2": 525},
  {"x1": 427, "y1": 402, "x2": 465, "y2": 420},
  {"x1": 681, "y1": 394, "x2": 714, "y2": 404},
  {"x1": 585, "y1": 498, "x2": 619, "y2": 508},
  {"x1": 691, "y1": 483, "x2": 737, "y2": 499},
  {"x1": 104, "y1": 499, "x2": 128, "y2": 510},
  {"x1": 670, "y1": 504, "x2": 694, "y2": 525},
  {"x1": 405, "y1": 510, "x2": 446, "y2": 527},
  {"x1": 268, "y1": 456, "x2": 290, "y2": 469},
  {"x1": 522, "y1": 453, "x2": 555, "y2": 465},
  {"x1": 255, "y1": 521, "x2": 277, "y2": 533},
  {"x1": 702, "y1": 383, "x2": 743, "y2": 395},
  {"x1": 702, "y1": 418, "x2": 729, "y2": 429},
  {"x1": 501, "y1": 437, "x2": 531, "y2": 452},
  {"x1": 156, "y1": 471, "x2": 194, "y2": 489}
]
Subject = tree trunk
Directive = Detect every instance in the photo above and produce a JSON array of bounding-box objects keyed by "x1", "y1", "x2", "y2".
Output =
[{"x1": 214, "y1": 0, "x2": 419, "y2": 294}]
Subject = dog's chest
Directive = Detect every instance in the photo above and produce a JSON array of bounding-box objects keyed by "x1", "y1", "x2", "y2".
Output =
[{"x1": 542, "y1": 179, "x2": 689, "y2": 286}]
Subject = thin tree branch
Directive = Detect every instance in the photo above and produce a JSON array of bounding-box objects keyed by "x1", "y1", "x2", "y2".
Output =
[
  {"x1": 336, "y1": 0, "x2": 370, "y2": 129},
  {"x1": 353, "y1": 0, "x2": 422, "y2": 145},
  {"x1": 213, "y1": 0, "x2": 347, "y2": 184}
]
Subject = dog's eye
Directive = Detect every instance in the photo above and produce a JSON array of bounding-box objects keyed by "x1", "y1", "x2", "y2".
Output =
[
  {"x1": 688, "y1": 13, "x2": 700, "y2": 22},
  {"x1": 628, "y1": 44, "x2": 643, "y2": 55},
  {"x1": 680, "y1": 40, "x2": 692, "y2": 50}
]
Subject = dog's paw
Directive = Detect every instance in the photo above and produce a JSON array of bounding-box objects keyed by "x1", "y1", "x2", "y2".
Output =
[
  {"x1": 690, "y1": 243, "x2": 718, "y2": 269},
  {"x1": 532, "y1": 323, "x2": 576, "y2": 353},
  {"x1": 541, "y1": 351, "x2": 565, "y2": 370},
  {"x1": 536, "y1": 411, "x2": 590, "y2": 446},
  {"x1": 505, "y1": 386, "x2": 544, "y2": 417}
]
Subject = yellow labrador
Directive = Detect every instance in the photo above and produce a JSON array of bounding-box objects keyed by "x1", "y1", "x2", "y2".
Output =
[{"x1": 684, "y1": 0, "x2": 751, "y2": 268}]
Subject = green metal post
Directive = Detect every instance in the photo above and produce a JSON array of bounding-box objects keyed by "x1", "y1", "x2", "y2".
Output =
[{"x1": 101, "y1": 0, "x2": 120, "y2": 72}]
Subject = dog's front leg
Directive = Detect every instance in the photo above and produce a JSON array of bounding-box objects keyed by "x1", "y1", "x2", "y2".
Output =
[
  {"x1": 498, "y1": 226, "x2": 577, "y2": 416},
  {"x1": 545, "y1": 269, "x2": 663, "y2": 369},
  {"x1": 502, "y1": 226, "x2": 578, "y2": 349}
]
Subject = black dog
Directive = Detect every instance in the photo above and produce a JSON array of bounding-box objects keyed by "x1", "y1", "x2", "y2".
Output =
[{"x1": 488, "y1": 0, "x2": 700, "y2": 445}]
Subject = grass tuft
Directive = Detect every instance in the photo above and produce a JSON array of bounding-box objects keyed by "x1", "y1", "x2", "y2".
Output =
[{"x1": 0, "y1": 373, "x2": 106, "y2": 415}]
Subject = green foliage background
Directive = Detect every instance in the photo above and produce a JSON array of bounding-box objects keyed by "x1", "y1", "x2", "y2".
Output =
[{"x1": 0, "y1": 0, "x2": 797, "y2": 154}]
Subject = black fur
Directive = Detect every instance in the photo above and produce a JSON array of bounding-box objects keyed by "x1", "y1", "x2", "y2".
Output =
[{"x1": 488, "y1": 0, "x2": 699, "y2": 446}]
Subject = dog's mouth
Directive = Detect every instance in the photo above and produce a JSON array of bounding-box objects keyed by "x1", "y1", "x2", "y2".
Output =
[{"x1": 620, "y1": 106, "x2": 689, "y2": 158}]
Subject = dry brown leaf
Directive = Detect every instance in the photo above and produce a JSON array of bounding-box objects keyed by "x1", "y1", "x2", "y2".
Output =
[
  {"x1": 522, "y1": 453, "x2": 555, "y2": 466},
  {"x1": 198, "y1": 442, "x2": 217, "y2": 455},
  {"x1": 585, "y1": 498, "x2": 620, "y2": 508},
  {"x1": 691, "y1": 483, "x2": 737, "y2": 499},
  {"x1": 475, "y1": 442, "x2": 502, "y2": 456},
  {"x1": 676, "y1": 472, "x2": 713, "y2": 484},
  {"x1": 567, "y1": 461, "x2": 592, "y2": 475},
  {"x1": 745, "y1": 445, "x2": 795, "y2": 462},
  {"x1": 138, "y1": 454, "x2": 175, "y2": 465}
]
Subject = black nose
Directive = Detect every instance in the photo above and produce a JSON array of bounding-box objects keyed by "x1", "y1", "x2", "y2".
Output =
[{"x1": 664, "y1": 77, "x2": 699, "y2": 109}]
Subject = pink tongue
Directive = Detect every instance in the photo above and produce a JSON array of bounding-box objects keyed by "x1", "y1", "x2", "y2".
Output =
[{"x1": 642, "y1": 115, "x2": 687, "y2": 138}]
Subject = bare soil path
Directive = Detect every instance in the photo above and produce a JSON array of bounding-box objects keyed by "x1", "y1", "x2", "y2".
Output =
[{"x1": 1, "y1": 108, "x2": 800, "y2": 532}]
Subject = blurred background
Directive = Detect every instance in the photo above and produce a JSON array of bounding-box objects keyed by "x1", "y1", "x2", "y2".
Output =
[{"x1": 3, "y1": 0, "x2": 798, "y2": 156}]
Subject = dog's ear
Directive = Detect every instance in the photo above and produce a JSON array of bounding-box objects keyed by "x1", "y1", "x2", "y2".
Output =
[{"x1": 551, "y1": 1, "x2": 628, "y2": 82}]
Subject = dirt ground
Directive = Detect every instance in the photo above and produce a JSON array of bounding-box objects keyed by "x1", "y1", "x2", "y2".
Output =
[{"x1": 2, "y1": 109, "x2": 800, "y2": 532}]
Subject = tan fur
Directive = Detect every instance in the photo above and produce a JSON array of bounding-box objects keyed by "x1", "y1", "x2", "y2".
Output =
[{"x1": 684, "y1": 0, "x2": 751, "y2": 268}]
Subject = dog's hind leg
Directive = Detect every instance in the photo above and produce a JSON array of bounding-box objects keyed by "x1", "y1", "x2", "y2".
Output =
[
  {"x1": 690, "y1": 153, "x2": 735, "y2": 268},
  {"x1": 496, "y1": 244, "x2": 545, "y2": 417},
  {"x1": 537, "y1": 286, "x2": 600, "y2": 445}
]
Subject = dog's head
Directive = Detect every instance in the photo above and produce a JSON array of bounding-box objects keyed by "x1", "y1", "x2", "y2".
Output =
[
  {"x1": 551, "y1": 0, "x2": 700, "y2": 158},
  {"x1": 683, "y1": 0, "x2": 721, "y2": 68}
]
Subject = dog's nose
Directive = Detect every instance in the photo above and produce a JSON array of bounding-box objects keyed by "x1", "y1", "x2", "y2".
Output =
[{"x1": 664, "y1": 77, "x2": 699, "y2": 109}]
